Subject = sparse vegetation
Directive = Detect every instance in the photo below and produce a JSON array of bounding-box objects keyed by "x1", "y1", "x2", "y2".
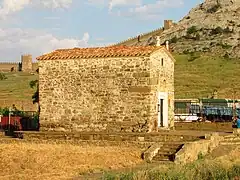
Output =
[
  {"x1": 211, "y1": 26, "x2": 224, "y2": 35},
  {"x1": 0, "y1": 72, "x2": 7, "y2": 80},
  {"x1": 188, "y1": 52, "x2": 200, "y2": 62},
  {"x1": 170, "y1": 36, "x2": 178, "y2": 43},
  {"x1": 207, "y1": 4, "x2": 221, "y2": 13},
  {"x1": 103, "y1": 160, "x2": 240, "y2": 180},
  {"x1": 223, "y1": 27, "x2": 233, "y2": 33},
  {"x1": 29, "y1": 79, "x2": 39, "y2": 104},
  {"x1": 187, "y1": 26, "x2": 198, "y2": 34},
  {"x1": 221, "y1": 43, "x2": 232, "y2": 49}
]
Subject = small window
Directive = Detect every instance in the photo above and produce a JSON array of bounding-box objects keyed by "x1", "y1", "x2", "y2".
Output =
[{"x1": 161, "y1": 58, "x2": 164, "y2": 66}]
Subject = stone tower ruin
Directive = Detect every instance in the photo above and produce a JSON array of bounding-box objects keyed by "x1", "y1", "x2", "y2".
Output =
[
  {"x1": 21, "y1": 54, "x2": 32, "y2": 72},
  {"x1": 164, "y1": 20, "x2": 173, "y2": 30}
]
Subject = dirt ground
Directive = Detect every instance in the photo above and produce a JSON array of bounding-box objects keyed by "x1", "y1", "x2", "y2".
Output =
[{"x1": 0, "y1": 141, "x2": 143, "y2": 180}]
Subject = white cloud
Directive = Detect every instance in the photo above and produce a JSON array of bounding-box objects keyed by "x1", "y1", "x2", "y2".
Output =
[
  {"x1": 0, "y1": 0, "x2": 73, "y2": 19},
  {"x1": 88, "y1": 0, "x2": 184, "y2": 19},
  {"x1": 123, "y1": 0, "x2": 184, "y2": 20},
  {"x1": 39, "y1": 0, "x2": 72, "y2": 9},
  {"x1": 0, "y1": 28, "x2": 90, "y2": 62},
  {"x1": 108, "y1": 0, "x2": 141, "y2": 10},
  {"x1": 0, "y1": 0, "x2": 31, "y2": 19}
]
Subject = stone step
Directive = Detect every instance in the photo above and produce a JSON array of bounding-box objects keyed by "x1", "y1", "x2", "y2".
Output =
[
  {"x1": 223, "y1": 137, "x2": 240, "y2": 141},
  {"x1": 151, "y1": 144, "x2": 183, "y2": 162},
  {"x1": 157, "y1": 149, "x2": 178, "y2": 154},
  {"x1": 153, "y1": 153, "x2": 175, "y2": 161},
  {"x1": 220, "y1": 141, "x2": 240, "y2": 145}
]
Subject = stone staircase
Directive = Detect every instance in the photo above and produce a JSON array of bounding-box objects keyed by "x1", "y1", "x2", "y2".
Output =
[
  {"x1": 151, "y1": 142, "x2": 184, "y2": 162},
  {"x1": 143, "y1": 141, "x2": 185, "y2": 163},
  {"x1": 220, "y1": 134, "x2": 240, "y2": 145}
]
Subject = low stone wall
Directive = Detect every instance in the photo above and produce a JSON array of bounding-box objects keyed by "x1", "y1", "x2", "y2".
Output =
[
  {"x1": 175, "y1": 122, "x2": 232, "y2": 132},
  {"x1": 142, "y1": 143, "x2": 164, "y2": 163},
  {"x1": 18, "y1": 131, "x2": 201, "y2": 143},
  {"x1": 174, "y1": 132, "x2": 224, "y2": 165}
]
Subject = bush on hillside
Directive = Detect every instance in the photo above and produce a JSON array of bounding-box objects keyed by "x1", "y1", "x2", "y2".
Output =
[
  {"x1": 211, "y1": 27, "x2": 224, "y2": 35},
  {"x1": 187, "y1": 26, "x2": 198, "y2": 34},
  {"x1": 223, "y1": 27, "x2": 233, "y2": 33},
  {"x1": 207, "y1": 4, "x2": 221, "y2": 13},
  {"x1": 194, "y1": 33, "x2": 201, "y2": 40},
  {"x1": 188, "y1": 52, "x2": 200, "y2": 62},
  {"x1": 0, "y1": 73, "x2": 7, "y2": 80},
  {"x1": 221, "y1": 43, "x2": 232, "y2": 49},
  {"x1": 170, "y1": 36, "x2": 178, "y2": 43}
]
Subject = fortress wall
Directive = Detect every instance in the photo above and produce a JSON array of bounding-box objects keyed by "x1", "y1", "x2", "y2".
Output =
[{"x1": 0, "y1": 62, "x2": 19, "y2": 72}]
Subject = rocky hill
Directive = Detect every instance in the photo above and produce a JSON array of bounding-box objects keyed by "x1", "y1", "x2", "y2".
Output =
[{"x1": 115, "y1": 0, "x2": 240, "y2": 58}]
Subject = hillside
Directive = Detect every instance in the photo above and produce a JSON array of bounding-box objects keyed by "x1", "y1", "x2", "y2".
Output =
[
  {"x1": 0, "y1": 53, "x2": 240, "y2": 107},
  {"x1": 115, "y1": 0, "x2": 240, "y2": 58},
  {"x1": 0, "y1": 72, "x2": 38, "y2": 110},
  {"x1": 174, "y1": 53, "x2": 240, "y2": 99}
]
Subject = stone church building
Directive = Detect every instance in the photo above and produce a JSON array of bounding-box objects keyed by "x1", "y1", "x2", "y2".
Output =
[{"x1": 36, "y1": 44, "x2": 175, "y2": 132}]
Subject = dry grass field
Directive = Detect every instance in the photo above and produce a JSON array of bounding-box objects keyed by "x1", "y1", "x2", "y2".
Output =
[{"x1": 0, "y1": 140, "x2": 143, "y2": 180}]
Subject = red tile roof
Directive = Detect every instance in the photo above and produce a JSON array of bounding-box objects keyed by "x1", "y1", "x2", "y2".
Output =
[{"x1": 36, "y1": 46, "x2": 163, "y2": 60}]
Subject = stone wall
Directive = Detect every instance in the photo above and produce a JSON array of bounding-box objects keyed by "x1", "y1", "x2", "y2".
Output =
[
  {"x1": 0, "y1": 62, "x2": 19, "y2": 72},
  {"x1": 0, "y1": 55, "x2": 38, "y2": 72},
  {"x1": 174, "y1": 133, "x2": 224, "y2": 165},
  {"x1": 150, "y1": 50, "x2": 175, "y2": 128},
  {"x1": 39, "y1": 49, "x2": 174, "y2": 132},
  {"x1": 21, "y1": 55, "x2": 32, "y2": 72},
  {"x1": 164, "y1": 20, "x2": 174, "y2": 30}
]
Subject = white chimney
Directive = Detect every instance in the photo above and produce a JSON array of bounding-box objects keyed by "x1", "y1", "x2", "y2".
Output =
[
  {"x1": 166, "y1": 40, "x2": 169, "y2": 50},
  {"x1": 156, "y1": 36, "x2": 161, "y2": 46}
]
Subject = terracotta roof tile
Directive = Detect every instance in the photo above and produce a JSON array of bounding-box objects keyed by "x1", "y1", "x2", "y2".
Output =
[{"x1": 36, "y1": 46, "x2": 163, "y2": 60}]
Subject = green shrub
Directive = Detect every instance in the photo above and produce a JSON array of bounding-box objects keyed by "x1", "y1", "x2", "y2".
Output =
[
  {"x1": 170, "y1": 36, "x2": 178, "y2": 43},
  {"x1": 0, "y1": 73, "x2": 7, "y2": 80},
  {"x1": 207, "y1": 4, "x2": 221, "y2": 13},
  {"x1": 0, "y1": 106, "x2": 27, "y2": 116},
  {"x1": 223, "y1": 27, "x2": 232, "y2": 33},
  {"x1": 102, "y1": 172, "x2": 117, "y2": 180},
  {"x1": 187, "y1": 26, "x2": 198, "y2": 34},
  {"x1": 221, "y1": 43, "x2": 232, "y2": 49},
  {"x1": 188, "y1": 52, "x2": 200, "y2": 62},
  {"x1": 211, "y1": 27, "x2": 224, "y2": 35},
  {"x1": 119, "y1": 172, "x2": 134, "y2": 180},
  {"x1": 0, "y1": 107, "x2": 10, "y2": 116},
  {"x1": 183, "y1": 50, "x2": 190, "y2": 54},
  {"x1": 223, "y1": 53, "x2": 230, "y2": 59},
  {"x1": 197, "y1": 152, "x2": 204, "y2": 160}
]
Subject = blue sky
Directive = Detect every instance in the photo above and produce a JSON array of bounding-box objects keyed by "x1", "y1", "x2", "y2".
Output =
[{"x1": 0, "y1": 0, "x2": 203, "y2": 62}]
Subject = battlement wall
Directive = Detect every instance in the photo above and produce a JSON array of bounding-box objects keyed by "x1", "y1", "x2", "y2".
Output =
[
  {"x1": 0, "y1": 62, "x2": 19, "y2": 72},
  {"x1": 0, "y1": 55, "x2": 39, "y2": 72}
]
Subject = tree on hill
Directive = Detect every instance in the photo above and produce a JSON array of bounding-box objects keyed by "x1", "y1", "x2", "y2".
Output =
[{"x1": 29, "y1": 80, "x2": 39, "y2": 112}]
